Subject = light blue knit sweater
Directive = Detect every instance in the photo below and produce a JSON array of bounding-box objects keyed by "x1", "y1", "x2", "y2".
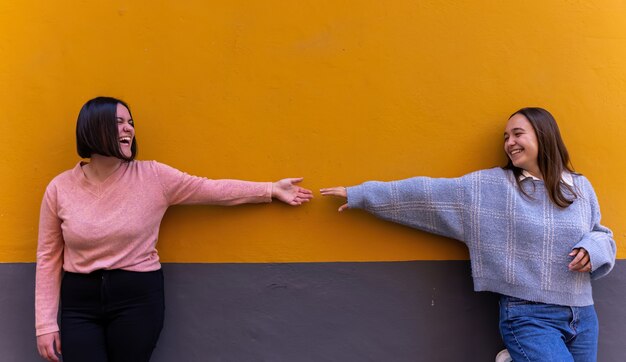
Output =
[{"x1": 347, "y1": 167, "x2": 616, "y2": 307}]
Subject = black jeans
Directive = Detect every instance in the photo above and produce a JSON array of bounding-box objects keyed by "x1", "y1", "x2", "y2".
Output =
[{"x1": 60, "y1": 269, "x2": 165, "y2": 362}]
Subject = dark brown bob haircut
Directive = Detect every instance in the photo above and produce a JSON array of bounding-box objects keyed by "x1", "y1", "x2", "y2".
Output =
[
  {"x1": 76, "y1": 96, "x2": 137, "y2": 161},
  {"x1": 503, "y1": 107, "x2": 577, "y2": 208}
]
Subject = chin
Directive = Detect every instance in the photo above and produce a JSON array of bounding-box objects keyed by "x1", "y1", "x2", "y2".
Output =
[{"x1": 511, "y1": 159, "x2": 525, "y2": 169}]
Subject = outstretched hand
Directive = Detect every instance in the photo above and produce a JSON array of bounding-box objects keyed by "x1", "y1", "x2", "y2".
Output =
[
  {"x1": 319, "y1": 186, "x2": 349, "y2": 212},
  {"x1": 569, "y1": 248, "x2": 591, "y2": 273},
  {"x1": 272, "y1": 178, "x2": 313, "y2": 205}
]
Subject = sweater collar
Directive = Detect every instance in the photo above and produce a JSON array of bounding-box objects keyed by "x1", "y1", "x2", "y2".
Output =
[
  {"x1": 71, "y1": 160, "x2": 130, "y2": 196},
  {"x1": 519, "y1": 170, "x2": 574, "y2": 186}
]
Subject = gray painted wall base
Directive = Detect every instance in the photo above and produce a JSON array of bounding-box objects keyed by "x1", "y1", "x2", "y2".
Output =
[{"x1": 2, "y1": 261, "x2": 624, "y2": 361}]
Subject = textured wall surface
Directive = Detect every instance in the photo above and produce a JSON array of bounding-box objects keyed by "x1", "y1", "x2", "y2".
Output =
[
  {"x1": 1, "y1": 1, "x2": 624, "y2": 360},
  {"x1": 0, "y1": 0, "x2": 624, "y2": 263}
]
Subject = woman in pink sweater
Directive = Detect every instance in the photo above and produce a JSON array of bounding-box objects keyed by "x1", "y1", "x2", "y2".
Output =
[{"x1": 36, "y1": 96, "x2": 313, "y2": 362}]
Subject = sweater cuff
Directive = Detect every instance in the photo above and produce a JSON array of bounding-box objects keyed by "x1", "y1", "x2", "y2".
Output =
[
  {"x1": 265, "y1": 182, "x2": 273, "y2": 202},
  {"x1": 36, "y1": 325, "x2": 59, "y2": 337},
  {"x1": 346, "y1": 185, "x2": 364, "y2": 209},
  {"x1": 573, "y1": 234, "x2": 614, "y2": 280}
]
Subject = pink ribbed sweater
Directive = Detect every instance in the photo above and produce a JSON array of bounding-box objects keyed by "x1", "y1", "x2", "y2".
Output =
[{"x1": 36, "y1": 161, "x2": 272, "y2": 336}]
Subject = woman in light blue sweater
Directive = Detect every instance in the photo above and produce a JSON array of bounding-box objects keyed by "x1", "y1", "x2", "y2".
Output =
[{"x1": 321, "y1": 107, "x2": 615, "y2": 361}]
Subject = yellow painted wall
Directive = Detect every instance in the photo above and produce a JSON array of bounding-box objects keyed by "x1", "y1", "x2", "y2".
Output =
[{"x1": 1, "y1": 1, "x2": 624, "y2": 262}]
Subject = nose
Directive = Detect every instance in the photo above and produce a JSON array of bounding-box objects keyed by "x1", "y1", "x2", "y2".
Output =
[{"x1": 505, "y1": 137, "x2": 515, "y2": 148}]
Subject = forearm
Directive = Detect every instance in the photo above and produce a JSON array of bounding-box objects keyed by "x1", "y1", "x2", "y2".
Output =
[
  {"x1": 153, "y1": 161, "x2": 272, "y2": 205},
  {"x1": 347, "y1": 176, "x2": 467, "y2": 241},
  {"x1": 574, "y1": 178, "x2": 617, "y2": 280},
  {"x1": 179, "y1": 178, "x2": 273, "y2": 205},
  {"x1": 35, "y1": 261, "x2": 62, "y2": 336},
  {"x1": 36, "y1": 189, "x2": 64, "y2": 335}
]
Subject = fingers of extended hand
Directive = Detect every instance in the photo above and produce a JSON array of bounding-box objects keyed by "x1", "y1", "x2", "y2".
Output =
[
  {"x1": 293, "y1": 194, "x2": 311, "y2": 205},
  {"x1": 285, "y1": 188, "x2": 312, "y2": 206},
  {"x1": 296, "y1": 195, "x2": 311, "y2": 203},
  {"x1": 288, "y1": 177, "x2": 304, "y2": 185},
  {"x1": 297, "y1": 187, "x2": 314, "y2": 198},
  {"x1": 319, "y1": 186, "x2": 347, "y2": 198}
]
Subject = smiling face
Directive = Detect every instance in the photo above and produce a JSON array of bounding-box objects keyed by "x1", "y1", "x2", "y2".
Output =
[
  {"x1": 116, "y1": 103, "x2": 135, "y2": 159},
  {"x1": 504, "y1": 113, "x2": 541, "y2": 178}
]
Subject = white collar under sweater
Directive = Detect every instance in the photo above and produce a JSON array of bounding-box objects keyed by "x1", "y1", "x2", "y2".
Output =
[{"x1": 519, "y1": 170, "x2": 574, "y2": 186}]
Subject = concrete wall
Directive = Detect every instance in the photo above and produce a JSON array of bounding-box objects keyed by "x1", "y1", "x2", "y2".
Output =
[{"x1": 1, "y1": 1, "x2": 624, "y2": 360}]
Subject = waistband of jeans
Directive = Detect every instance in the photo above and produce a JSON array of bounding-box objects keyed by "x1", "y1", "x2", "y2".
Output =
[{"x1": 64, "y1": 268, "x2": 162, "y2": 278}]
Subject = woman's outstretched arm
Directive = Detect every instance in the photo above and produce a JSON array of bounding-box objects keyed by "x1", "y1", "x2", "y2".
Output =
[
  {"x1": 152, "y1": 161, "x2": 312, "y2": 206},
  {"x1": 321, "y1": 175, "x2": 469, "y2": 243}
]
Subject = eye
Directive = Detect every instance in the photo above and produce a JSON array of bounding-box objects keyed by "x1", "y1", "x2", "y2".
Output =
[{"x1": 128, "y1": 119, "x2": 134, "y2": 127}]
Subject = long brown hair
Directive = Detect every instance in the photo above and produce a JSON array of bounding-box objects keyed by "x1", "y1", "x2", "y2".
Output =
[{"x1": 503, "y1": 107, "x2": 577, "y2": 208}]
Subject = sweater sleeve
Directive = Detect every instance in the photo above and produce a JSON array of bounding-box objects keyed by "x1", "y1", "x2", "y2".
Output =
[
  {"x1": 151, "y1": 161, "x2": 273, "y2": 206},
  {"x1": 35, "y1": 184, "x2": 64, "y2": 336},
  {"x1": 346, "y1": 175, "x2": 468, "y2": 242},
  {"x1": 572, "y1": 178, "x2": 616, "y2": 280}
]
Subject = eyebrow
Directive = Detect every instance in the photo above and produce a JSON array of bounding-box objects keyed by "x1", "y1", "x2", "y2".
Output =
[{"x1": 503, "y1": 127, "x2": 525, "y2": 136}]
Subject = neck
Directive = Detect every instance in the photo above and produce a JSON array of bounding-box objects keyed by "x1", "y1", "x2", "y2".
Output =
[{"x1": 83, "y1": 154, "x2": 125, "y2": 182}]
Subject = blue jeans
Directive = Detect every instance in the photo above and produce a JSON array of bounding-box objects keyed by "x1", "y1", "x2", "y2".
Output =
[{"x1": 499, "y1": 295, "x2": 598, "y2": 362}]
